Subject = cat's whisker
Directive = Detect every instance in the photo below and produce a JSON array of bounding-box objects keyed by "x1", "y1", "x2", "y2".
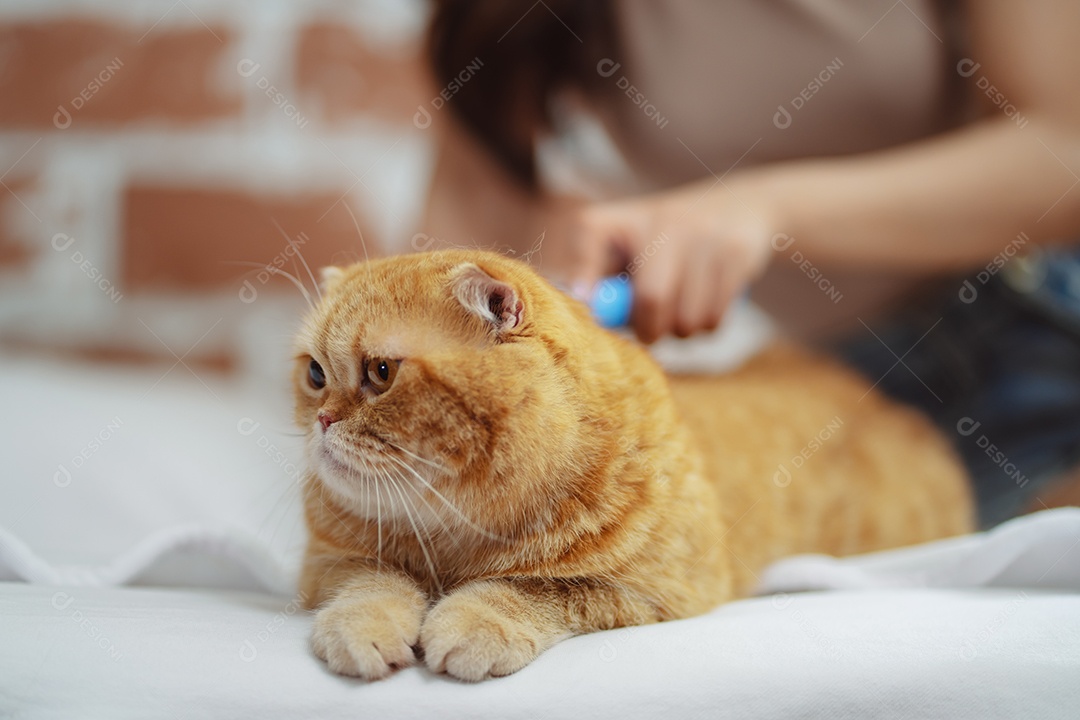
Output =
[
  {"x1": 384, "y1": 440, "x2": 449, "y2": 474},
  {"x1": 387, "y1": 464, "x2": 463, "y2": 550},
  {"x1": 267, "y1": 482, "x2": 312, "y2": 566},
  {"x1": 288, "y1": 255, "x2": 310, "y2": 309},
  {"x1": 270, "y1": 217, "x2": 322, "y2": 303},
  {"x1": 224, "y1": 261, "x2": 316, "y2": 310},
  {"x1": 257, "y1": 473, "x2": 302, "y2": 547},
  {"x1": 387, "y1": 456, "x2": 501, "y2": 543},
  {"x1": 362, "y1": 456, "x2": 373, "y2": 531},
  {"x1": 393, "y1": 468, "x2": 443, "y2": 552},
  {"x1": 383, "y1": 468, "x2": 443, "y2": 595},
  {"x1": 394, "y1": 469, "x2": 442, "y2": 586},
  {"x1": 354, "y1": 455, "x2": 386, "y2": 569},
  {"x1": 384, "y1": 453, "x2": 506, "y2": 543},
  {"x1": 368, "y1": 460, "x2": 383, "y2": 568},
  {"x1": 341, "y1": 201, "x2": 370, "y2": 265}
]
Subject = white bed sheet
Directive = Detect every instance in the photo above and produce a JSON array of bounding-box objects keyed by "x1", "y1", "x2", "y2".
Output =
[
  {"x1": 2, "y1": 344, "x2": 1079, "y2": 719},
  {"x1": 2, "y1": 581, "x2": 1077, "y2": 720}
]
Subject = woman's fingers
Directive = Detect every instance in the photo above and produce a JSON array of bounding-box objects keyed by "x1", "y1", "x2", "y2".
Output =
[
  {"x1": 566, "y1": 208, "x2": 626, "y2": 302},
  {"x1": 569, "y1": 191, "x2": 772, "y2": 341},
  {"x1": 631, "y1": 236, "x2": 681, "y2": 343},
  {"x1": 673, "y1": 238, "x2": 719, "y2": 338}
]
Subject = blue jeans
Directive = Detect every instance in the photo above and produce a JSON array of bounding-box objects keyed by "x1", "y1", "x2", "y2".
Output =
[{"x1": 835, "y1": 250, "x2": 1080, "y2": 528}]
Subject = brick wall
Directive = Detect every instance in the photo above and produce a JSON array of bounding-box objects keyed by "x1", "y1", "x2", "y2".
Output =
[{"x1": 0, "y1": 0, "x2": 436, "y2": 378}]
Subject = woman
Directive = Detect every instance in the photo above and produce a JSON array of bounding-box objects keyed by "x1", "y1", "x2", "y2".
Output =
[{"x1": 418, "y1": 0, "x2": 1080, "y2": 526}]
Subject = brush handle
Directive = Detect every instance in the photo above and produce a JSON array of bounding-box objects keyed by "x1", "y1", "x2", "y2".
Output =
[{"x1": 590, "y1": 276, "x2": 633, "y2": 328}]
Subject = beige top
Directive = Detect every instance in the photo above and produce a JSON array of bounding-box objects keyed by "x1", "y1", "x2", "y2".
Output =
[
  {"x1": 600, "y1": 0, "x2": 958, "y2": 187},
  {"x1": 584, "y1": 0, "x2": 964, "y2": 339}
]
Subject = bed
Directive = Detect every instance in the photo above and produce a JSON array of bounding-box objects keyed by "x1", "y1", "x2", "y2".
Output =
[{"x1": 2, "y1": 342, "x2": 1078, "y2": 719}]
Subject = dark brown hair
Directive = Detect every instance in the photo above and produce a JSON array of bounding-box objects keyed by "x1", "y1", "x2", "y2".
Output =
[{"x1": 427, "y1": 0, "x2": 617, "y2": 190}]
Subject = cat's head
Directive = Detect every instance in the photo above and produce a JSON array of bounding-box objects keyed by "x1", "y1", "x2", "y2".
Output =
[{"x1": 293, "y1": 250, "x2": 611, "y2": 539}]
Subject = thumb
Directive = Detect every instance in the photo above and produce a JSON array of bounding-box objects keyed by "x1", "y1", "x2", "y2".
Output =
[{"x1": 567, "y1": 208, "x2": 622, "y2": 303}]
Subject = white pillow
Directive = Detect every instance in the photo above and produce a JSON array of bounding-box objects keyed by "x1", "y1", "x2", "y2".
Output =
[{"x1": 0, "y1": 352, "x2": 305, "y2": 591}]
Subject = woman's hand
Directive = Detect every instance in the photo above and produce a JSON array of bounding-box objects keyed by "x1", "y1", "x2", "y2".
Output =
[{"x1": 562, "y1": 178, "x2": 778, "y2": 343}]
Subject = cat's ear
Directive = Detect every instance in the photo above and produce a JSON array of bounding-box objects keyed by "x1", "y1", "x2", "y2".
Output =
[
  {"x1": 450, "y1": 263, "x2": 524, "y2": 335},
  {"x1": 319, "y1": 266, "x2": 345, "y2": 294}
]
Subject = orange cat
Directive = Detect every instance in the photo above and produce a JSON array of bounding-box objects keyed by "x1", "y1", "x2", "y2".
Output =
[{"x1": 294, "y1": 250, "x2": 971, "y2": 682}]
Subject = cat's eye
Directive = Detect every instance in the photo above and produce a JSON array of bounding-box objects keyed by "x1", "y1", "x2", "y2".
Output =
[
  {"x1": 365, "y1": 358, "x2": 399, "y2": 394},
  {"x1": 308, "y1": 359, "x2": 326, "y2": 390}
]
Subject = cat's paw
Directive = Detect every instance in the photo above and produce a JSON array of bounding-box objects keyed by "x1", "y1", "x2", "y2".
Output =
[
  {"x1": 311, "y1": 595, "x2": 422, "y2": 680},
  {"x1": 420, "y1": 592, "x2": 545, "y2": 682}
]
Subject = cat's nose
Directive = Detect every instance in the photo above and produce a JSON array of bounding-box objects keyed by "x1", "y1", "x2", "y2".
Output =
[{"x1": 318, "y1": 411, "x2": 337, "y2": 432}]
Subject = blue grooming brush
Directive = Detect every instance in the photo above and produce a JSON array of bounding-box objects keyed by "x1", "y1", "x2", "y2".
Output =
[{"x1": 590, "y1": 275, "x2": 633, "y2": 328}]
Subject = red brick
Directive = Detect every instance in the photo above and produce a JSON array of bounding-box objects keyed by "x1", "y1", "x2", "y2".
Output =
[
  {"x1": 0, "y1": 176, "x2": 39, "y2": 268},
  {"x1": 296, "y1": 24, "x2": 430, "y2": 126},
  {"x1": 0, "y1": 236, "x2": 33, "y2": 268},
  {"x1": 0, "y1": 335, "x2": 236, "y2": 375},
  {"x1": 0, "y1": 20, "x2": 240, "y2": 129},
  {"x1": 121, "y1": 185, "x2": 380, "y2": 292}
]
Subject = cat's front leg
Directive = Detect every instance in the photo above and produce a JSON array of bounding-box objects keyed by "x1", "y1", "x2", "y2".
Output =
[
  {"x1": 421, "y1": 577, "x2": 657, "y2": 682},
  {"x1": 304, "y1": 556, "x2": 428, "y2": 681}
]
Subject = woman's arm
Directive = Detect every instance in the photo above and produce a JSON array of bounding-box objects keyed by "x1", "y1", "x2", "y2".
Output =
[
  {"x1": 771, "y1": 0, "x2": 1080, "y2": 268},
  {"x1": 570, "y1": 0, "x2": 1080, "y2": 341}
]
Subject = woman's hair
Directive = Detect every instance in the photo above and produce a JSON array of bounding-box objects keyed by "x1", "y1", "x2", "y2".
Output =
[{"x1": 427, "y1": 0, "x2": 617, "y2": 190}]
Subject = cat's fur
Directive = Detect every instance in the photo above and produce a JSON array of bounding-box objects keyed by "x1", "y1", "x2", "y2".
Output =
[{"x1": 294, "y1": 250, "x2": 972, "y2": 682}]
